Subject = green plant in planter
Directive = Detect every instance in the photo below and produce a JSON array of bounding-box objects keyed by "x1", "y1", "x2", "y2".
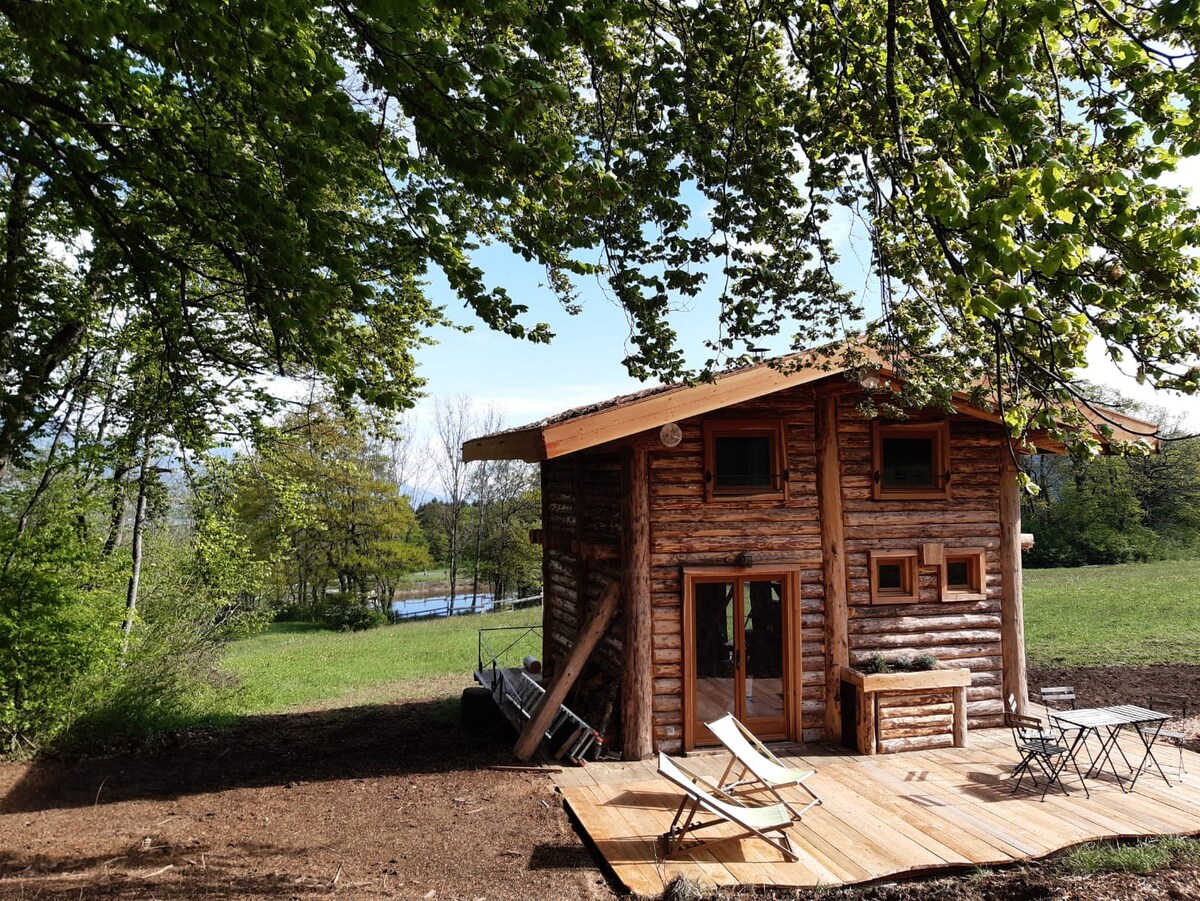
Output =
[
  {"x1": 862, "y1": 653, "x2": 890, "y2": 674},
  {"x1": 860, "y1": 653, "x2": 939, "y2": 674}
]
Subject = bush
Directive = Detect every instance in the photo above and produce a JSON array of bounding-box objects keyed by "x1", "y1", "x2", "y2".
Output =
[
  {"x1": 1, "y1": 473, "x2": 270, "y2": 753},
  {"x1": 321, "y1": 593, "x2": 389, "y2": 631},
  {"x1": 0, "y1": 489, "x2": 125, "y2": 752},
  {"x1": 62, "y1": 521, "x2": 269, "y2": 749}
]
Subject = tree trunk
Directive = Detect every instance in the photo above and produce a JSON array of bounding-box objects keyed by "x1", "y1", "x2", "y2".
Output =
[
  {"x1": 471, "y1": 502, "x2": 485, "y2": 611},
  {"x1": 3, "y1": 390, "x2": 78, "y2": 571},
  {"x1": 448, "y1": 510, "x2": 459, "y2": 614},
  {"x1": 121, "y1": 438, "x2": 153, "y2": 654},
  {"x1": 102, "y1": 463, "x2": 134, "y2": 556}
]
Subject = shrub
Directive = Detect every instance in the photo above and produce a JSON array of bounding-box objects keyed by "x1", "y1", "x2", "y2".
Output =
[
  {"x1": 321, "y1": 593, "x2": 389, "y2": 631},
  {"x1": 0, "y1": 489, "x2": 125, "y2": 752},
  {"x1": 1, "y1": 474, "x2": 270, "y2": 752},
  {"x1": 861, "y1": 653, "x2": 890, "y2": 674}
]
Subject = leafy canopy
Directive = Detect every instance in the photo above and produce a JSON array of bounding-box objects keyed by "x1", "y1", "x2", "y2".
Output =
[{"x1": 2, "y1": 0, "x2": 1198, "y2": 459}]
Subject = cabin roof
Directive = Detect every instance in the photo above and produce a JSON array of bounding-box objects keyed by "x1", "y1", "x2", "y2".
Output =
[{"x1": 463, "y1": 346, "x2": 1160, "y2": 462}]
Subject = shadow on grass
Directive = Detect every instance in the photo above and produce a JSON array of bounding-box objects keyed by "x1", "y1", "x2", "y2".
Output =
[{"x1": 1, "y1": 696, "x2": 515, "y2": 815}]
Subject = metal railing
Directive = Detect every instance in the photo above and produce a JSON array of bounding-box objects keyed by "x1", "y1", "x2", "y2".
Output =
[{"x1": 477, "y1": 621, "x2": 544, "y2": 675}]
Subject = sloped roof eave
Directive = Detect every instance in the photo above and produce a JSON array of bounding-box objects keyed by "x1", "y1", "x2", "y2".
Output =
[{"x1": 462, "y1": 353, "x2": 1160, "y2": 462}]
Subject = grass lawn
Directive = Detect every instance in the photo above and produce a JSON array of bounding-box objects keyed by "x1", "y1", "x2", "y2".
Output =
[
  {"x1": 213, "y1": 558, "x2": 1200, "y2": 720},
  {"x1": 1024, "y1": 558, "x2": 1200, "y2": 666},
  {"x1": 219, "y1": 606, "x2": 541, "y2": 715}
]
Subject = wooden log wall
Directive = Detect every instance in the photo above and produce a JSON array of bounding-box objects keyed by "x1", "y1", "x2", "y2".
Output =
[
  {"x1": 875, "y1": 691, "x2": 956, "y2": 754},
  {"x1": 540, "y1": 454, "x2": 623, "y2": 706},
  {"x1": 541, "y1": 380, "x2": 1015, "y2": 755},
  {"x1": 648, "y1": 392, "x2": 827, "y2": 752},
  {"x1": 838, "y1": 401, "x2": 1007, "y2": 729}
]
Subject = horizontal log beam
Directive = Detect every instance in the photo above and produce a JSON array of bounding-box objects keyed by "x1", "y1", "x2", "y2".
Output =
[{"x1": 528, "y1": 529, "x2": 619, "y2": 561}]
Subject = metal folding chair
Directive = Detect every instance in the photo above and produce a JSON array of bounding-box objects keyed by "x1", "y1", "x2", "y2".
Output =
[
  {"x1": 1040, "y1": 686, "x2": 1077, "y2": 709},
  {"x1": 1039, "y1": 685, "x2": 1093, "y2": 767},
  {"x1": 1006, "y1": 712, "x2": 1090, "y2": 801},
  {"x1": 1140, "y1": 693, "x2": 1190, "y2": 780}
]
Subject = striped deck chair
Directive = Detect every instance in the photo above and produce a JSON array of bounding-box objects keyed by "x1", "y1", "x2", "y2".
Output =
[
  {"x1": 706, "y1": 714, "x2": 823, "y2": 820},
  {"x1": 657, "y1": 753, "x2": 799, "y2": 862}
]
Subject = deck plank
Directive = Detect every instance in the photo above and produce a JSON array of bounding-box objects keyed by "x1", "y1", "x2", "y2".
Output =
[{"x1": 554, "y1": 725, "x2": 1200, "y2": 894}]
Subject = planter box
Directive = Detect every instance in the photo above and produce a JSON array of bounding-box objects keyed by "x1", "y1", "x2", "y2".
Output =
[{"x1": 840, "y1": 666, "x2": 971, "y2": 755}]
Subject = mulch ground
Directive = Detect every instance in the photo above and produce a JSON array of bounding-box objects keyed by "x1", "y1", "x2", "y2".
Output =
[{"x1": 1, "y1": 665, "x2": 1198, "y2": 901}]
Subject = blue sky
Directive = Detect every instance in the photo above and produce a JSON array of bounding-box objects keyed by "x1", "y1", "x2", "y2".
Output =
[{"x1": 406, "y1": 158, "x2": 1200, "y2": 448}]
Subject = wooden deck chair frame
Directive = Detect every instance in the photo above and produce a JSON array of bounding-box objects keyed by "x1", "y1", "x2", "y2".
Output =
[
  {"x1": 705, "y1": 714, "x2": 823, "y2": 820},
  {"x1": 657, "y1": 753, "x2": 799, "y2": 862}
]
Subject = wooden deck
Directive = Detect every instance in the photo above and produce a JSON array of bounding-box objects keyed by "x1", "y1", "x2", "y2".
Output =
[{"x1": 554, "y1": 722, "x2": 1200, "y2": 896}]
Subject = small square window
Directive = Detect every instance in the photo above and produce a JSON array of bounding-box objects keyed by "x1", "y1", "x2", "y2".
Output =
[
  {"x1": 703, "y1": 420, "x2": 787, "y2": 501},
  {"x1": 869, "y1": 550, "x2": 920, "y2": 604},
  {"x1": 872, "y1": 421, "x2": 950, "y2": 499},
  {"x1": 941, "y1": 548, "x2": 987, "y2": 601}
]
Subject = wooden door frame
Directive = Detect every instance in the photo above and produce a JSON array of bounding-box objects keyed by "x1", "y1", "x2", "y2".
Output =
[{"x1": 681, "y1": 565, "x2": 802, "y2": 750}]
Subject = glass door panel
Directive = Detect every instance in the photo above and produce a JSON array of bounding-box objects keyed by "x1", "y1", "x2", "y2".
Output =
[
  {"x1": 743, "y1": 580, "x2": 785, "y2": 734},
  {"x1": 693, "y1": 581, "x2": 737, "y2": 732},
  {"x1": 688, "y1": 573, "x2": 792, "y2": 747}
]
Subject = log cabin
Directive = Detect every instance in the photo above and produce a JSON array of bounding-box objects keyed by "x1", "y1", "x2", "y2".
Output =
[{"x1": 463, "y1": 348, "x2": 1158, "y2": 760}]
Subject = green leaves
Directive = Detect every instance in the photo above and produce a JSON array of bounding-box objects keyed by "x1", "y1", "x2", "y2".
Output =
[{"x1": 3, "y1": 0, "x2": 1200, "y2": 460}]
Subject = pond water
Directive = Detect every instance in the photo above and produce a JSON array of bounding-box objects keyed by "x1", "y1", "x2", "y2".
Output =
[{"x1": 390, "y1": 593, "x2": 497, "y2": 619}]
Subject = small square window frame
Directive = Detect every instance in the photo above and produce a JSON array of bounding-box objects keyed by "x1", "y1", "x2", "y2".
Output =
[
  {"x1": 702, "y1": 419, "x2": 789, "y2": 503},
  {"x1": 871, "y1": 420, "x2": 951, "y2": 500},
  {"x1": 869, "y1": 550, "x2": 920, "y2": 605},
  {"x1": 940, "y1": 548, "x2": 987, "y2": 602}
]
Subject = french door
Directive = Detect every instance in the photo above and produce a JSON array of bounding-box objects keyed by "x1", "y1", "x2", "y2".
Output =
[{"x1": 683, "y1": 568, "x2": 800, "y2": 748}]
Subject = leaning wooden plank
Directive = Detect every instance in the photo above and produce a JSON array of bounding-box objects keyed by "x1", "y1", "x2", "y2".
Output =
[{"x1": 514, "y1": 580, "x2": 621, "y2": 761}]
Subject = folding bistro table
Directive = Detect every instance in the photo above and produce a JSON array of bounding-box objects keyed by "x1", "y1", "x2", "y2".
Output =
[{"x1": 1049, "y1": 705, "x2": 1173, "y2": 791}]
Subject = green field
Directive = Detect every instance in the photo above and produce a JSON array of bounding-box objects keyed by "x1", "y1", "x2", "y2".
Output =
[
  {"x1": 212, "y1": 559, "x2": 1200, "y2": 719},
  {"x1": 219, "y1": 606, "x2": 541, "y2": 714},
  {"x1": 1024, "y1": 559, "x2": 1200, "y2": 666}
]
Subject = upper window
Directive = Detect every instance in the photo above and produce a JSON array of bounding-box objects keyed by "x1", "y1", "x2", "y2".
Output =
[
  {"x1": 703, "y1": 420, "x2": 787, "y2": 502},
  {"x1": 872, "y1": 421, "x2": 950, "y2": 500}
]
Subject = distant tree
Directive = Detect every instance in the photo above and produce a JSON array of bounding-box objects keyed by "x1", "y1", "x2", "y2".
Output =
[
  {"x1": 476, "y1": 460, "x2": 542, "y2": 601},
  {"x1": 431, "y1": 396, "x2": 477, "y2": 613},
  {"x1": 416, "y1": 499, "x2": 451, "y2": 569},
  {"x1": 1023, "y1": 389, "x2": 1200, "y2": 566},
  {"x1": 468, "y1": 405, "x2": 504, "y2": 610},
  {"x1": 235, "y1": 405, "x2": 431, "y2": 619}
]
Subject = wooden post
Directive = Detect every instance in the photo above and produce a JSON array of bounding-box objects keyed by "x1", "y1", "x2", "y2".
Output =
[
  {"x1": 856, "y1": 690, "x2": 877, "y2": 756},
  {"x1": 815, "y1": 391, "x2": 849, "y2": 742},
  {"x1": 999, "y1": 454, "x2": 1029, "y2": 715},
  {"x1": 952, "y1": 686, "x2": 968, "y2": 748},
  {"x1": 621, "y1": 446, "x2": 654, "y2": 760},
  {"x1": 514, "y1": 581, "x2": 621, "y2": 761}
]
